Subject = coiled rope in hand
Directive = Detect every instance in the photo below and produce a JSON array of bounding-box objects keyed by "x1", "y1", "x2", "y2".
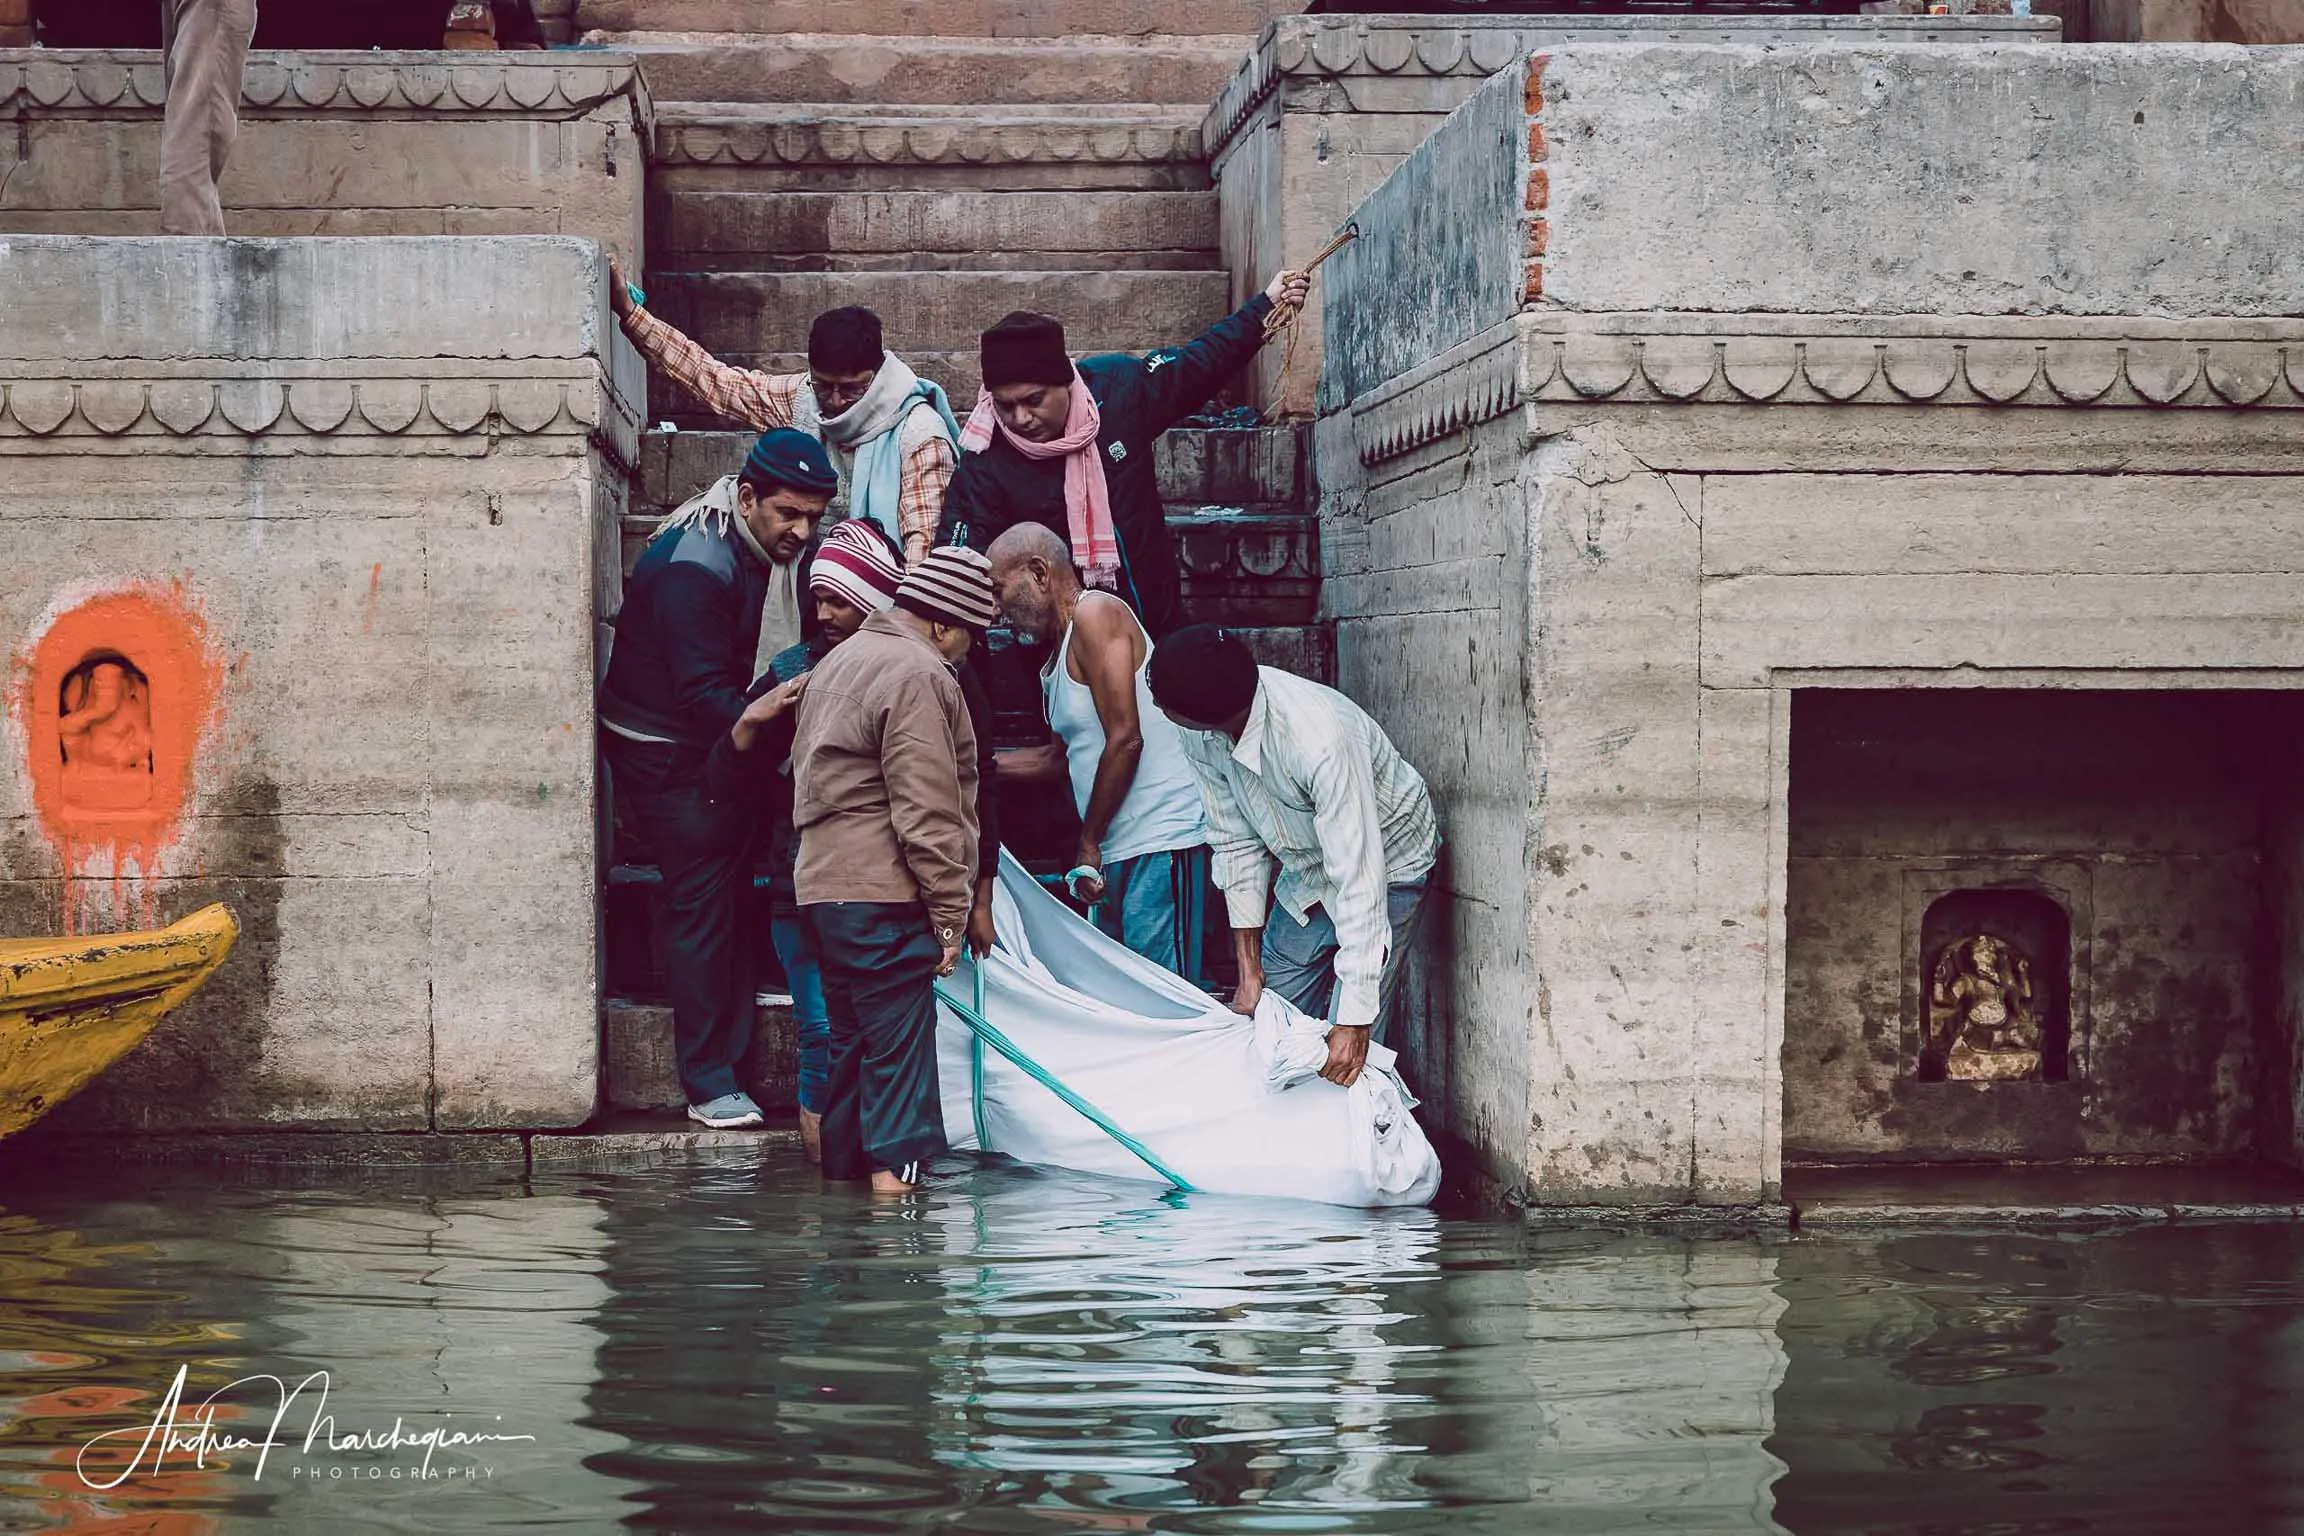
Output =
[{"x1": 1261, "y1": 222, "x2": 1359, "y2": 420}]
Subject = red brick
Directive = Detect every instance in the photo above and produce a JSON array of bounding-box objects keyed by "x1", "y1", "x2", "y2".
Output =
[
  {"x1": 1525, "y1": 54, "x2": 1548, "y2": 116},
  {"x1": 1527, "y1": 218, "x2": 1549, "y2": 258},
  {"x1": 1529, "y1": 121, "x2": 1547, "y2": 163},
  {"x1": 1526, "y1": 166, "x2": 1549, "y2": 211},
  {"x1": 1523, "y1": 262, "x2": 1544, "y2": 304}
]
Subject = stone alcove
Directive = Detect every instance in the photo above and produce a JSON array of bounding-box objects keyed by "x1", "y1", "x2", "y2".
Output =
[
  {"x1": 1915, "y1": 888, "x2": 2071, "y2": 1084},
  {"x1": 1785, "y1": 688, "x2": 2304, "y2": 1165},
  {"x1": 55, "y1": 650, "x2": 157, "y2": 817}
]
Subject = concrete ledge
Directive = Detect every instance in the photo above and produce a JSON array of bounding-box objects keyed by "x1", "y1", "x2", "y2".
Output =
[
  {"x1": 0, "y1": 52, "x2": 649, "y2": 259},
  {"x1": 1794, "y1": 1201, "x2": 2304, "y2": 1229},
  {"x1": 0, "y1": 1120, "x2": 800, "y2": 1175},
  {"x1": 0, "y1": 1131, "x2": 534, "y2": 1168},
  {"x1": 530, "y1": 1119, "x2": 801, "y2": 1171}
]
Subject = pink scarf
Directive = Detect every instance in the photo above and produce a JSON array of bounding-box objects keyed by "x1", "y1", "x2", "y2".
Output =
[{"x1": 959, "y1": 370, "x2": 1122, "y2": 592}]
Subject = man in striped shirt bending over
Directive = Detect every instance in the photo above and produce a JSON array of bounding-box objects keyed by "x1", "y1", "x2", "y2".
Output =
[
  {"x1": 610, "y1": 257, "x2": 958, "y2": 568},
  {"x1": 1148, "y1": 626, "x2": 1439, "y2": 1090}
]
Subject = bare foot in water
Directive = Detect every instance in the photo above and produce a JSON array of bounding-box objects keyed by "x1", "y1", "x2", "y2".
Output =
[
  {"x1": 799, "y1": 1108, "x2": 822, "y2": 1164},
  {"x1": 869, "y1": 1162, "x2": 921, "y2": 1195}
]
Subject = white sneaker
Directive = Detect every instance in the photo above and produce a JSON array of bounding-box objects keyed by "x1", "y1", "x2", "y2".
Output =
[
  {"x1": 753, "y1": 990, "x2": 794, "y2": 1007},
  {"x1": 686, "y1": 1092, "x2": 765, "y2": 1129}
]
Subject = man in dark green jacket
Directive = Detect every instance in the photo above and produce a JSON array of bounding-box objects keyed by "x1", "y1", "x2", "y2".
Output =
[{"x1": 936, "y1": 268, "x2": 1308, "y2": 640}]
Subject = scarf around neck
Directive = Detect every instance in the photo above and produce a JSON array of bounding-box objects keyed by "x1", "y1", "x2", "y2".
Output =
[
  {"x1": 654, "y1": 474, "x2": 802, "y2": 681},
  {"x1": 958, "y1": 368, "x2": 1121, "y2": 592},
  {"x1": 798, "y1": 355, "x2": 960, "y2": 547}
]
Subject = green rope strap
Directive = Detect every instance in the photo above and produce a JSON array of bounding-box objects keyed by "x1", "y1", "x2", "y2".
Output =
[
  {"x1": 935, "y1": 975, "x2": 1196, "y2": 1194},
  {"x1": 969, "y1": 964, "x2": 987, "y2": 1149}
]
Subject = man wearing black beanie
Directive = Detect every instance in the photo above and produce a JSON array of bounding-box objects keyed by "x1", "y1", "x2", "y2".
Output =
[
  {"x1": 1149, "y1": 627, "x2": 1439, "y2": 1091},
  {"x1": 936, "y1": 267, "x2": 1310, "y2": 640},
  {"x1": 603, "y1": 427, "x2": 840, "y2": 1130}
]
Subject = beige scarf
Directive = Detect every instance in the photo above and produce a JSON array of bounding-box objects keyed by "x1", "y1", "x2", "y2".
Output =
[{"x1": 654, "y1": 473, "x2": 802, "y2": 682}]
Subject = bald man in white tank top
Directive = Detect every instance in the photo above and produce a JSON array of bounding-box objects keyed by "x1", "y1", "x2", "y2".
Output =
[{"x1": 988, "y1": 524, "x2": 1212, "y2": 981}]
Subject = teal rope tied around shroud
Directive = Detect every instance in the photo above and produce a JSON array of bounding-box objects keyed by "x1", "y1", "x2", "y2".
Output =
[
  {"x1": 934, "y1": 974, "x2": 1196, "y2": 1194},
  {"x1": 968, "y1": 963, "x2": 987, "y2": 1149}
]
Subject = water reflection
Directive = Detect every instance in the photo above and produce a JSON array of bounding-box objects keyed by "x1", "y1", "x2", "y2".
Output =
[
  {"x1": 1769, "y1": 1229, "x2": 2304, "y2": 1534},
  {"x1": 1, "y1": 1148, "x2": 2300, "y2": 1531}
]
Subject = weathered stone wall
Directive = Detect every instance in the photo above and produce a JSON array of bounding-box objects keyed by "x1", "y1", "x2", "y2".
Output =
[
  {"x1": 1324, "y1": 404, "x2": 1532, "y2": 1186},
  {"x1": 0, "y1": 53, "x2": 649, "y2": 260},
  {"x1": 1534, "y1": 45, "x2": 2304, "y2": 319},
  {"x1": 1209, "y1": 13, "x2": 2058, "y2": 416},
  {"x1": 0, "y1": 236, "x2": 640, "y2": 1132},
  {"x1": 1318, "y1": 44, "x2": 2304, "y2": 1204}
]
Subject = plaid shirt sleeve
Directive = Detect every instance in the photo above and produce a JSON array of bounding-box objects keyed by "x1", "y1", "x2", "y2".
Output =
[
  {"x1": 622, "y1": 306, "x2": 802, "y2": 430},
  {"x1": 897, "y1": 426, "x2": 957, "y2": 567}
]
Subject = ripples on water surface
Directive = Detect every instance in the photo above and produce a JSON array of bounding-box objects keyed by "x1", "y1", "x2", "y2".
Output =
[{"x1": 1, "y1": 1145, "x2": 2301, "y2": 1532}]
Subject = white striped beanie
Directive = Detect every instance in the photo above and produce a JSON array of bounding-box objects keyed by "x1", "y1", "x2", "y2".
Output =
[
  {"x1": 808, "y1": 520, "x2": 905, "y2": 613},
  {"x1": 895, "y1": 546, "x2": 998, "y2": 631}
]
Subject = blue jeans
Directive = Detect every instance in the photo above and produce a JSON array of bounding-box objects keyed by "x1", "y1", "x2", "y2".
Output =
[
  {"x1": 1093, "y1": 846, "x2": 1209, "y2": 984},
  {"x1": 771, "y1": 911, "x2": 830, "y2": 1115},
  {"x1": 1259, "y1": 877, "x2": 1430, "y2": 1039}
]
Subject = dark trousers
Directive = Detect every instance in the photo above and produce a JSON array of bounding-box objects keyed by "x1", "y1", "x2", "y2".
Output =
[
  {"x1": 805, "y1": 901, "x2": 948, "y2": 1181},
  {"x1": 607, "y1": 735, "x2": 759, "y2": 1104}
]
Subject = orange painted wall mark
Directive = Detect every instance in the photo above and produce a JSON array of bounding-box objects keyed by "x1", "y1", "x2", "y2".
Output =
[
  {"x1": 363, "y1": 561, "x2": 383, "y2": 634},
  {"x1": 14, "y1": 584, "x2": 222, "y2": 933}
]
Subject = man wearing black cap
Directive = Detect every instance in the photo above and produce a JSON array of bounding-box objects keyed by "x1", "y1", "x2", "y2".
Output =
[
  {"x1": 937, "y1": 268, "x2": 1310, "y2": 640},
  {"x1": 610, "y1": 261, "x2": 959, "y2": 568},
  {"x1": 1147, "y1": 626, "x2": 1439, "y2": 1091},
  {"x1": 602, "y1": 427, "x2": 841, "y2": 1130},
  {"x1": 793, "y1": 547, "x2": 1003, "y2": 1192}
]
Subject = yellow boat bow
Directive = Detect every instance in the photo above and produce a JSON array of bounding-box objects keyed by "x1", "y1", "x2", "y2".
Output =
[{"x1": 0, "y1": 905, "x2": 238, "y2": 1140}]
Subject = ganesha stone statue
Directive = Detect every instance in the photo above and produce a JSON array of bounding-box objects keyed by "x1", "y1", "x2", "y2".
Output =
[{"x1": 1927, "y1": 933, "x2": 2043, "y2": 1081}]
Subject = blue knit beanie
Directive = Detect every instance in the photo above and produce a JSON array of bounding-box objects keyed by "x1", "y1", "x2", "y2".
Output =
[{"x1": 741, "y1": 427, "x2": 838, "y2": 495}]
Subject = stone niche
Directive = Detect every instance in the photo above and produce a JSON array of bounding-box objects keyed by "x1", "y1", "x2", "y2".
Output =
[
  {"x1": 0, "y1": 236, "x2": 640, "y2": 1132},
  {"x1": 0, "y1": 51, "x2": 649, "y2": 261},
  {"x1": 1313, "y1": 44, "x2": 2304, "y2": 1205},
  {"x1": 1788, "y1": 690, "x2": 2304, "y2": 1163}
]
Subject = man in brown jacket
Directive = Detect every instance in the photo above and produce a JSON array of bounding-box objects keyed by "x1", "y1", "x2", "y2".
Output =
[{"x1": 792, "y1": 546, "x2": 999, "y2": 1192}]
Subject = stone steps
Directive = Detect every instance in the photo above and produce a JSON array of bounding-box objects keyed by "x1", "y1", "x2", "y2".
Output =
[
  {"x1": 656, "y1": 189, "x2": 1219, "y2": 273},
  {"x1": 651, "y1": 103, "x2": 1211, "y2": 193},
  {"x1": 600, "y1": 32, "x2": 1246, "y2": 107},
  {"x1": 632, "y1": 424, "x2": 1303, "y2": 523},
  {"x1": 627, "y1": 423, "x2": 1320, "y2": 627},
  {"x1": 601, "y1": 997, "x2": 797, "y2": 1112},
  {"x1": 640, "y1": 267, "x2": 1233, "y2": 423},
  {"x1": 578, "y1": 0, "x2": 1288, "y2": 38},
  {"x1": 653, "y1": 266, "x2": 1229, "y2": 356}
]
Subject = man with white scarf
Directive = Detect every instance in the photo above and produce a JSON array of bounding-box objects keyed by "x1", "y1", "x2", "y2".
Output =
[{"x1": 610, "y1": 259, "x2": 959, "y2": 568}]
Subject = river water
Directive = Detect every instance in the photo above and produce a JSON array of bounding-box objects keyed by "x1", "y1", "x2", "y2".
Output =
[{"x1": 1, "y1": 1145, "x2": 2299, "y2": 1533}]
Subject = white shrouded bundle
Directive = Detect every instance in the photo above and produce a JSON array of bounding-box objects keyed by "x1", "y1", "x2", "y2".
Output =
[{"x1": 936, "y1": 853, "x2": 1442, "y2": 1209}]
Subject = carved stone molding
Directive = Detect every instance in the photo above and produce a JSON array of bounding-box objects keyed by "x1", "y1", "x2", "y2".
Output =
[
  {"x1": 1349, "y1": 322, "x2": 1521, "y2": 467},
  {"x1": 0, "y1": 49, "x2": 651, "y2": 127},
  {"x1": 653, "y1": 112, "x2": 1201, "y2": 170},
  {"x1": 0, "y1": 372, "x2": 641, "y2": 465},
  {"x1": 1348, "y1": 314, "x2": 2304, "y2": 466},
  {"x1": 1521, "y1": 314, "x2": 2304, "y2": 411},
  {"x1": 1202, "y1": 14, "x2": 2051, "y2": 160}
]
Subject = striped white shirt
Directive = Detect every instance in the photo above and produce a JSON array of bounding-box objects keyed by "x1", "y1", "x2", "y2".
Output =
[{"x1": 1175, "y1": 667, "x2": 1438, "y2": 1032}]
